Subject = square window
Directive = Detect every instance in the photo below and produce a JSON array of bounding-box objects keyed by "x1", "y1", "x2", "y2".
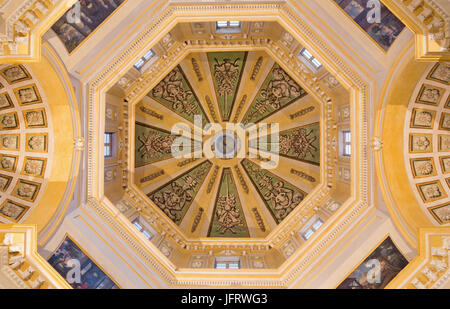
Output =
[
  {"x1": 104, "y1": 132, "x2": 113, "y2": 158},
  {"x1": 312, "y1": 219, "x2": 323, "y2": 231},
  {"x1": 303, "y1": 229, "x2": 314, "y2": 240}
]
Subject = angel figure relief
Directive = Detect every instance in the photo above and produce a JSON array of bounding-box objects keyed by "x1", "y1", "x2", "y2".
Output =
[
  {"x1": 213, "y1": 57, "x2": 240, "y2": 118},
  {"x1": 152, "y1": 67, "x2": 199, "y2": 116},
  {"x1": 215, "y1": 177, "x2": 244, "y2": 234}
]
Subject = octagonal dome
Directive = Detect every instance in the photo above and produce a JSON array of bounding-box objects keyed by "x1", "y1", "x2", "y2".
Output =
[{"x1": 133, "y1": 50, "x2": 321, "y2": 238}]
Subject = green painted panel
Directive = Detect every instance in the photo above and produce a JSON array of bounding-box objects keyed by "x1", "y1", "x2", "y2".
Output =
[
  {"x1": 208, "y1": 168, "x2": 249, "y2": 237},
  {"x1": 135, "y1": 122, "x2": 179, "y2": 167},
  {"x1": 241, "y1": 159, "x2": 306, "y2": 223},
  {"x1": 148, "y1": 160, "x2": 212, "y2": 225},
  {"x1": 208, "y1": 52, "x2": 247, "y2": 121},
  {"x1": 249, "y1": 122, "x2": 320, "y2": 166},
  {"x1": 242, "y1": 64, "x2": 307, "y2": 124},
  {"x1": 148, "y1": 65, "x2": 209, "y2": 125}
]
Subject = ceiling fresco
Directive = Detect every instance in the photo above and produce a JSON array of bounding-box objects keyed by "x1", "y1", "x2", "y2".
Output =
[{"x1": 134, "y1": 50, "x2": 321, "y2": 238}]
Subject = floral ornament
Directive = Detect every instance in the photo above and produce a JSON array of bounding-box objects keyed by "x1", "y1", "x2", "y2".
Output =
[
  {"x1": 412, "y1": 136, "x2": 430, "y2": 151},
  {"x1": 215, "y1": 194, "x2": 243, "y2": 234},
  {"x1": 137, "y1": 131, "x2": 176, "y2": 159},
  {"x1": 260, "y1": 68, "x2": 302, "y2": 110},
  {"x1": 279, "y1": 128, "x2": 318, "y2": 159},
  {"x1": 1, "y1": 203, "x2": 22, "y2": 219},
  {"x1": 415, "y1": 161, "x2": 433, "y2": 176},
  {"x1": 152, "y1": 67, "x2": 199, "y2": 116},
  {"x1": 0, "y1": 177, "x2": 8, "y2": 189},
  {"x1": 1, "y1": 158, "x2": 13, "y2": 169},
  {"x1": 214, "y1": 58, "x2": 240, "y2": 97},
  {"x1": 2, "y1": 136, "x2": 16, "y2": 148},
  {"x1": 433, "y1": 64, "x2": 450, "y2": 82},
  {"x1": 26, "y1": 111, "x2": 44, "y2": 126},
  {"x1": 25, "y1": 160, "x2": 42, "y2": 175},
  {"x1": 1, "y1": 115, "x2": 16, "y2": 128},
  {"x1": 415, "y1": 111, "x2": 432, "y2": 126},
  {"x1": 421, "y1": 88, "x2": 441, "y2": 103},
  {"x1": 17, "y1": 183, "x2": 35, "y2": 199},
  {"x1": 441, "y1": 136, "x2": 450, "y2": 150},
  {"x1": 28, "y1": 136, "x2": 44, "y2": 150},
  {"x1": 423, "y1": 184, "x2": 442, "y2": 200}
]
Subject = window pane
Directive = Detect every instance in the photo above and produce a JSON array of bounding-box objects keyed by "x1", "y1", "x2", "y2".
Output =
[
  {"x1": 302, "y1": 49, "x2": 313, "y2": 59},
  {"x1": 133, "y1": 221, "x2": 143, "y2": 231},
  {"x1": 104, "y1": 133, "x2": 110, "y2": 144},
  {"x1": 135, "y1": 59, "x2": 144, "y2": 69},
  {"x1": 312, "y1": 58, "x2": 322, "y2": 68},
  {"x1": 228, "y1": 263, "x2": 240, "y2": 269},
  {"x1": 143, "y1": 49, "x2": 154, "y2": 60},
  {"x1": 304, "y1": 229, "x2": 314, "y2": 240},
  {"x1": 312, "y1": 220, "x2": 323, "y2": 231},
  {"x1": 104, "y1": 146, "x2": 111, "y2": 157},
  {"x1": 216, "y1": 21, "x2": 228, "y2": 28},
  {"x1": 345, "y1": 145, "x2": 351, "y2": 156},
  {"x1": 215, "y1": 263, "x2": 227, "y2": 269},
  {"x1": 229, "y1": 21, "x2": 240, "y2": 27},
  {"x1": 142, "y1": 230, "x2": 152, "y2": 240},
  {"x1": 344, "y1": 132, "x2": 351, "y2": 143}
]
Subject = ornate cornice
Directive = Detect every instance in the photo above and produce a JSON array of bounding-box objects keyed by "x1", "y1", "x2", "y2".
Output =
[
  {"x1": 387, "y1": 227, "x2": 450, "y2": 289},
  {"x1": 0, "y1": 225, "x2": 71, "y2": 289},
  {"x1": 383, "y1": 0, "x2": 450, "y2": 61},
  {"x1": 0, "y1": 0, "x2": 76, "y2": 63}
]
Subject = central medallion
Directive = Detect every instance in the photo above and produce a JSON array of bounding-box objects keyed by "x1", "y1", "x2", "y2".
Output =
[{"x1": 213, "y1": 130, "x2": 240, "y2": 159}]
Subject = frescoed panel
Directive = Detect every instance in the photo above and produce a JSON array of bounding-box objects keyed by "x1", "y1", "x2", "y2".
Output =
[
  {"x1": 409, "y1": 134, "x2": 432, "y2": 153},
  {"x1": 14, "y1": 85, "x2": 42, "y2": 105},
  {"x1": 148, "y1": 66, "x2": 209, "y2": 125},
  {"x1": 51, "y1": 0, "x2": 126, "y2": 53},
  {"x1": 23, "y1": 108, "x2": 47, "y2": 128},
  {"x1": 47, "y1": 235, "x2": 119, "y2": 289},
  {"x1": 242, "y1": 64, "x2": 307, "y2": 124},
  {"x1": 416, "y1": 180, "x2": 447, "y2": 203},
  {"x1": 337, "y1": 236, "x2": 408, "y2": 289},
  {"x1": 135, "y1": 122, "x2": 187, "y2": 167},
  {"x1": 426, "y1": 63, "x2": 450, "y2": 85},
  {"x1": 410, "y1": 108, "x2": 436, "y2": 129},
  {"x1": 22, "y1": 157, "x2": 46, "y2": 178},
  {"x1": 25, "y1": 133, "x2": 48, "y2": 152},
  {"x1": 410, "y1": 157, "x2": 437, "y2": 178},
  {"x1": 12, "y1": 179, "x2": 41, "y2": 202},
  {"x1": 148, "y1": 160, "x2": 212, "y2": 225},
  {"x1": 0, "y1": 134, "x2": 19, "y2": 150},
  {"x1": 0, "y1": 112, "x2": 18, "y2": 130},
  {"x1": 415, "y1": 84, "x2": 445, "y2": 106},
  {"x1": 0, "y1": 174, "x2": 12, "y2": 192},
  {"x1": 332, "y1": 0, "x2": 405, "y2": 51},
  {"x1": 0, "y1": 200, "x2": 29, "y2": 222},
  {"x1": 0, "y1": 65, "x2": 31, "y2": 84},
  {"x1": 429, "y1": 203, "x2": 450, "y2": 224},
  {"x1": 208, "y1": 168, "x2": 249, "y2": 238},
  {"x1": 208, "y1": 52, "x2": 247, "y2": 121},
  {"x1": 241, "y1": 159, "x2": 306, "y2": 223},
  {"x1": 0, "y1": 154, "x2": 17, "y2": 172},
  {"x1": 0, "y1": 92, "x2": 13, "y2": 111}
]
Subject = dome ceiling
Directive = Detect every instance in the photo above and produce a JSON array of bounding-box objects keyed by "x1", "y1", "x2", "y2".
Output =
[
  {"x1": 405, "y1": 62, "x2": 450, "y2": 224},
  {"x1": 133, "y1": 50, "x2": 321, "y2": 238}
]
